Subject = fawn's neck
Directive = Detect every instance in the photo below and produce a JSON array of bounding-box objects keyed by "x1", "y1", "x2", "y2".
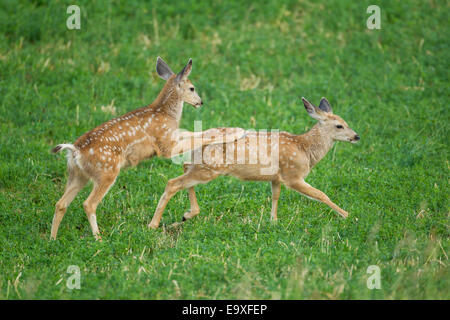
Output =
[
  {"x1": 300, "y1": 123, "x2": 335, "y2": 167},
  {"x1": 152, "y1": 81, "x2": 184, "y2": 124}
]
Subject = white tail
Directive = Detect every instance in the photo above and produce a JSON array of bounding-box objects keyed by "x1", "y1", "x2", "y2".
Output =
[
  {"x1": 148, "y1": 97, "x2": 360, "y2": 228},
  {"x1": 51, "y1": 57, "x2": 245, "y2": 240},
  {"x1": 52, "y1": 144, "x2": 76, "y2": 153}
]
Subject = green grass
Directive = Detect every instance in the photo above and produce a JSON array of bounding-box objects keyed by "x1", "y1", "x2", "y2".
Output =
[{"x1": 0, "y1": 0, "x2": 448, "y2": 299}]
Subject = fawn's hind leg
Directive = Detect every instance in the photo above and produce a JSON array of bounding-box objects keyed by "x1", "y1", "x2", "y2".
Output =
[
  {"x1": 287, "y1": 180, "x2": 349, "y2": 218},
  {"x1": 83, "y1": 172, "x2": 118, "y2": 241},
  {"x1": 148, "y1": 167, "x2": 218, "y2": 229},
  {"x1": 51, "y1": 170, "x2": 88, "y2": 240},
  {"x1": 181, "y1": 164, "x2": 200, "y2": 221}
]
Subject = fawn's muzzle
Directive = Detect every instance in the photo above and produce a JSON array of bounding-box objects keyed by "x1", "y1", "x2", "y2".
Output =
[{"x1": 351, "y1": 134, "x2": 360, "y2": 143}]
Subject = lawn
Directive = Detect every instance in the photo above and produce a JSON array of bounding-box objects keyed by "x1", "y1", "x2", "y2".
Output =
[{"x1": 0, "y1": 0, "x2": 448, "y2": 299}]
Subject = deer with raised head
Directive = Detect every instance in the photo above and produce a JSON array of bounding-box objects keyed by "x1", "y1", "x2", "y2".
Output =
[
  {"x1": 148, "y1": 97, "x2": 360, "y2": 228},
  {"x1": 51, "y1": 57, "x2": 245, "y2": 240}
]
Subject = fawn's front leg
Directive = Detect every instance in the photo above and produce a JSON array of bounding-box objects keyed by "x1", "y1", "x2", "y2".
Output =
[
  {"x1": 287, "y1": 180, "x2": 349, "y2": 218},
  {"x1": 202, "y1": 127, "x2": 246, "y2": 145},
  {"x1": 169, "y1": 128, "x2": 246, "y2": 156},
  {"x1": 271, "y1": 181, "x2": 281, "y2": 220}
]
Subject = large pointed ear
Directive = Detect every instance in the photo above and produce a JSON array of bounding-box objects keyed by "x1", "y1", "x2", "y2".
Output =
[
  {"x1": 156, "y1": 57, "x2": 174, "y2": 81},
  {"x1": 175, "y1": 58, "x2": 192, "y2": 83},
  {"x1": 318, "y1": 97, "x2": 333, "y2": 113},
  {"x1": 301, "y1": 97, "x2": 326, "y2": 121}
]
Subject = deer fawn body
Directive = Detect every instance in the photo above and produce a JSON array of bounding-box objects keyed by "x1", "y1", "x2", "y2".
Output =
[
  {"x1": 149, "y1": 97, "x2": 360, "y2": 228},
  {"x1": 51, "y1": 57, "x2": 244, "y2": 240}
]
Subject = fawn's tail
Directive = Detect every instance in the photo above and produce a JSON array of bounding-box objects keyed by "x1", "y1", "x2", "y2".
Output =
[{"x1": 51, "y1": 143, "x2": 76, "y2": 154}]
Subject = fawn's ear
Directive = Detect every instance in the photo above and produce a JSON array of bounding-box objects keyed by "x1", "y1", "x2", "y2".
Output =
[
  {"x1": 301, "y1": 97, "x2": 326, "y2": 121},
  {"x1": 318, "y1": 97, "x2": 333, "y2": 113},
  {"x1": 156, "y1": 57, "x2": 174, "y2": 81},
  {"x1": 176, "y1": 58, "x2": 192, "y2": 83}
]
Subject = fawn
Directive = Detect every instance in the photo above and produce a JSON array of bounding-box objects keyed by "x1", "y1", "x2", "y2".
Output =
[
  {"x1": 51, "y1": 57, "x2": 245, "y2": 240},
  {"x1": 148, "y1": 97, "x2": 360, "y2": 228}
]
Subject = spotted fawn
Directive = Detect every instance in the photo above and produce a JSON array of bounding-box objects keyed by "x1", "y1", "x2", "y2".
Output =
[
  {"x1": 51, "y1": 57, "x2": 245, "y2": 240},
  {"x1": 148, "y1": 97, "x2": 360, "y2": 228}
]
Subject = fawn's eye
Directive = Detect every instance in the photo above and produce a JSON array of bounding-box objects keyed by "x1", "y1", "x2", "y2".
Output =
[
  {"x1": 190, "y1": 87, "x2": 195, "y2": 92},
  {"x1": 336, "y1": 125, "x2": 344, "y2": 129}
]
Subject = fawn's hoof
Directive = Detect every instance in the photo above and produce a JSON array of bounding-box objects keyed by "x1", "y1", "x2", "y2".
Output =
[{"x1": 148, "y1": 222, "x2": 159, "y2": 229}]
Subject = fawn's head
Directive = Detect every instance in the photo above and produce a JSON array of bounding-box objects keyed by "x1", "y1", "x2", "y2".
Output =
[
  {"x1": 302, "y1": 97, "x2": 360, "y2": 143},
  {"x1": 156, "y1": 57, "x2": 203, "y2": 108}
]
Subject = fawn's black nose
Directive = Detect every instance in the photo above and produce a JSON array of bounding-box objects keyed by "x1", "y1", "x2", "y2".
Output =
[
  {"x1": 200, "y1": 100, "x2": 203, "y2": 105},
  {"x1": 354, "y1": 135, "x2": 360, "y2": 141}
]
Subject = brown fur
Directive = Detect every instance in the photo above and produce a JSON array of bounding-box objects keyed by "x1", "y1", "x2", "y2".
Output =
[
  {"x1": 51, "y1": 58, "x2": 244, "y2": 240},
  {"x1": 148, "y1": 97, "x2": 360, "y2": 228}
]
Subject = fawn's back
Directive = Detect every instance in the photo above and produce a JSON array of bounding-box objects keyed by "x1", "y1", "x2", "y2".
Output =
[
  {"x1": 186, "y1": 131, "x2": 310, "y2": 182},
  {"x1": 71, "y1": 106, "x2": 174, "y2": 177}
]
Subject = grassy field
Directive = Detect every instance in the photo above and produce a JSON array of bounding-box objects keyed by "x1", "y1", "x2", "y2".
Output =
[{"x1": 0, "y1": 0, "x2": 448, "y2": 299}]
